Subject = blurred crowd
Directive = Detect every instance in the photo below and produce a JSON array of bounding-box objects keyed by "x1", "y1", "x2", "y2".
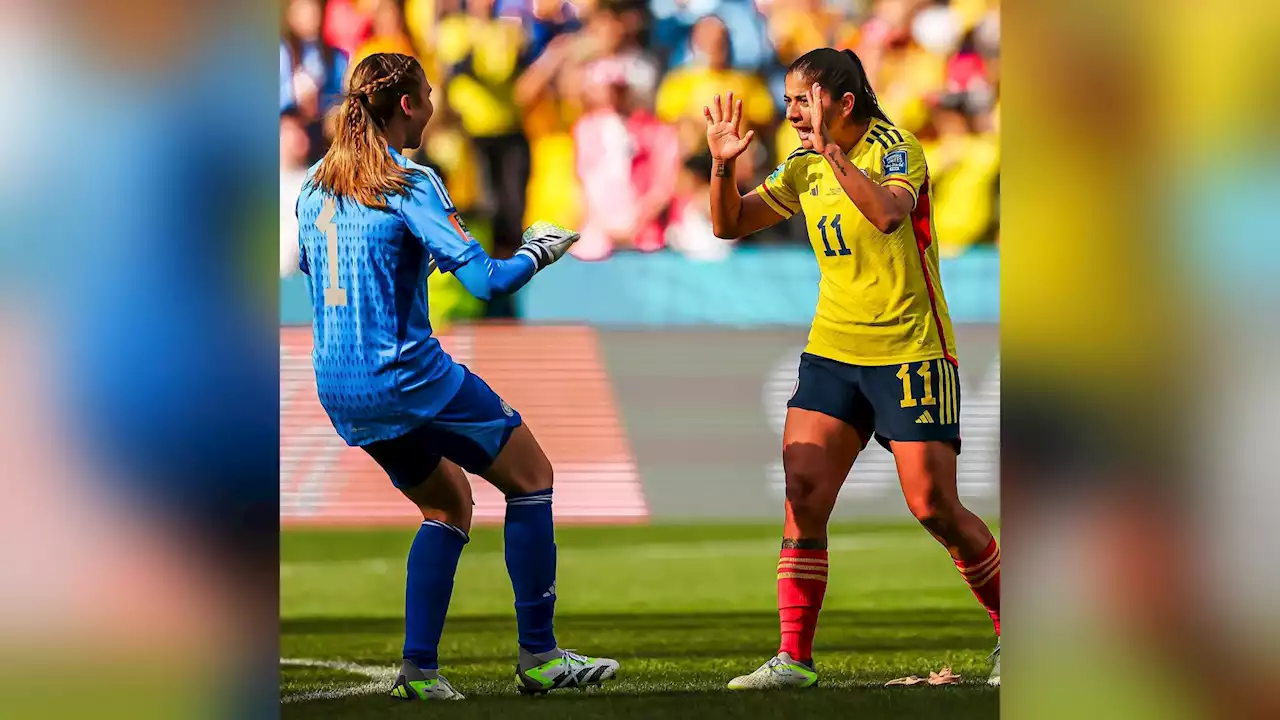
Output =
[{"x1": 281, "y1": 0, "x2": 1000, "y2": 277}]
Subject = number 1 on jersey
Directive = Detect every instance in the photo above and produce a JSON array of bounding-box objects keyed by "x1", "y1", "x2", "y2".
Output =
[
  {"x1": 317, "y1": 198, "x2": 348, "y2": 307},
  {"x1": 817, "y1": 214, "x2": 850, "y2": 257}
]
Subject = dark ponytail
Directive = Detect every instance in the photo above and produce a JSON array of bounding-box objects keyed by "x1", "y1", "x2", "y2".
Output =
[{"x1": 790, "y1": 47, "x2": 891, "y2": 124}]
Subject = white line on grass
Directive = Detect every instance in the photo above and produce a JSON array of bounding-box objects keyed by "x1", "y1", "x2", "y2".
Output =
[
  {"x1": 280, "y1": 658, "x2": 396, "y2": 703},
  {"x1": 280, "y1": 657, "x2": 991, "y2": 702}
]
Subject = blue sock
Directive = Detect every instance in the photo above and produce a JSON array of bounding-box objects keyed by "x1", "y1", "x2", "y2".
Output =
[
  {"x1": 504, "y1": 488, "x2": 558, "y2": 654},
  {"x1": 403, "y1": 520, "x2": 468, "y2": 670}
]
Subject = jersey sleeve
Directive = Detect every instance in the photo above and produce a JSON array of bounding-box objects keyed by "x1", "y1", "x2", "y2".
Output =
[
  {"x1": 754, "y1": 156, "x2": 803, "y2": 218},
  {"x1": 398, "y1": 168, "x2": 484, "y2": 273},
  {"x1": 879, "y1": 133, "x2": 929, "y2": 208}
]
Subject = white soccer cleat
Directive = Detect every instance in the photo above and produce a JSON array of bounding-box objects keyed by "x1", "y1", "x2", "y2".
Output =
[
  {"x1": 516, "y1": 647, "x2": 620, "y2": 695},
  {"x1": 727, "y1": 652, "x2": 819, "y2": 690},
  {"x1": 987, "y1": 642, "x2": 1000, "y2": 687},
  {"x1": 389, "y1": 661, "x2": 464, "y2": 700}
]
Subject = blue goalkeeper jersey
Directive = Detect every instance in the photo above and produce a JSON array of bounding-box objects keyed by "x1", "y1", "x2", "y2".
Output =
[{"x1": 296, "y1": 149, "x2": 484, "y2": 446}]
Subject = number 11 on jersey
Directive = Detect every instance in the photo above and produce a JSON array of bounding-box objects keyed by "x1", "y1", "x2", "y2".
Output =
[
  {"x1": 317, "y1": 198, "x2": 348, "y2": 307},
  {"x1": 817, "y1": 214, "x2": 850, "y2": 257}
]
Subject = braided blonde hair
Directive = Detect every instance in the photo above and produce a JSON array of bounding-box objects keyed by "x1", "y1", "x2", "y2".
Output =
[{"x1": 312, "y1": 53, "x2": 426, "y2": 209}]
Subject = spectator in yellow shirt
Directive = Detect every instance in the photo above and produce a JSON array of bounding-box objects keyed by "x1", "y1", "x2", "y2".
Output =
[
  {"x1": 656, "y1": 15, "x2": 775, "y2": 177},
  {"x1": 437, "y1": 0, "x2": 529, "y2": 260},
  {"x1": 766, "y1": 0, "x2": 835, "y2": 67},
  {"x1": 515, "y1": 31, "x2": 588, "y2": 232},
  {"x1": 349, "y1": 0, "x2": 421, "y2": 72},
  {"x1": 919, "y1": 98, "x2": 1000, "y2": 258}
]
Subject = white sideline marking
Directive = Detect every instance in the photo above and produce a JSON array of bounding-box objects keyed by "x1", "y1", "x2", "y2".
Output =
[
  {"x1": 280, "y1": 658, "x2": 396, "y2": 703},
  {"x1": 280, "y1": 657, "x2": 993, "y2": 703}
]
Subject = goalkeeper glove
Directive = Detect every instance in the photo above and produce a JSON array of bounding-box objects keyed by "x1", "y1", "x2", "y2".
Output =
[{"x1": 515, "y1": 221, "x2": 580, "y2": 271}]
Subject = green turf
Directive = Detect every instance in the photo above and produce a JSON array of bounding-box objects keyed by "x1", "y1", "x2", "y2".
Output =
[{"x1": 282, "y1": 522, "x2": 999, "y2": 718}]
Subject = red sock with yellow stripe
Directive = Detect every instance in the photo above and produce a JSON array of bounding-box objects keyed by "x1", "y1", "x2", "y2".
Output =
[
  {"x1": 777, "y1": 548, "x2": 828, "y2": 661},
  {"x1": 956, "y1": 538, "x2": 1000, "y2": 635}
]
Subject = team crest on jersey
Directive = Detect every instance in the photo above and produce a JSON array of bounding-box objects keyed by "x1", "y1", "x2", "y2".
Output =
[
  {"x1": 500, "y1": 399, "x2": 514, "y2": 417},
  {"x1": 883, "y1": 149, "x2": 908, "y2": 176}
]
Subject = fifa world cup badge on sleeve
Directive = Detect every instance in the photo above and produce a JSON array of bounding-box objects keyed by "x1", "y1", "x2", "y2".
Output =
[
  {"x1": 882, "y1": 149, "x2": 908, "y2": 176},
  {"x1": 501, "y1": 399, "x2": 514, "y2": 417},
  {"x1": 769, "y1": 163, "x2": 785, "y2": 182}
]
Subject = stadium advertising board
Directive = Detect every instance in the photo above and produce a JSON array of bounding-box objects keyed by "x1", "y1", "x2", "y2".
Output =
[{"x1": 281, "y1": 325, "x2": 999, "y2": 525}]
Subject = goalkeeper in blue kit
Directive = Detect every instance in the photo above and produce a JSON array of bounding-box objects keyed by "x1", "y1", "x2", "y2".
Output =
[{"x1": 295, "y1": 53, "x2": 618, "y2": 700}]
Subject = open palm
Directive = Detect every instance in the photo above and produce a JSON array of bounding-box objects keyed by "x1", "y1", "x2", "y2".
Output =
[{"x1": 703, "y1": 92, "x2": 756, "y2": 162}]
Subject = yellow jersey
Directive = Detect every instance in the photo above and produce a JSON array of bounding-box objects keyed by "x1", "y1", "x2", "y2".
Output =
[{"x1": 755, "y1": 120, "x2": 958, "y2": 367}]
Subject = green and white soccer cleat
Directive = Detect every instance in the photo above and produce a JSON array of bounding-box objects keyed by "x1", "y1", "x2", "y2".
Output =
[
  {"x1": 389, "y1": 660, "x2": 464, "y2": 700},
  {"x1": 987, "y1": 642, "x2": 1000, "y2": 687},
  {"x1": 727, "y1": 652, "x2": 819, "y2": 690},
  {"x1": 516, "y1": 647, "x2": 620, "y2": 695}
]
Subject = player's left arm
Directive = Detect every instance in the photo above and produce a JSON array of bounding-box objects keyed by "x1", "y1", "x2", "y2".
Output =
[
  {"x1": 822, "y1": 137, "x2": 918, "y2": 234},
  {"x1": 399, "y1": 171, "x2": 532, "y2": 301},
  {"x1": 399, "y1": 169, "x2": 575, "y2": 301}
]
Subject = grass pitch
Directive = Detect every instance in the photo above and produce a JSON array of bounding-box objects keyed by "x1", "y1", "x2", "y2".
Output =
[{"x1": 282, "y1": 522, "x2": 999, "y2": 718}]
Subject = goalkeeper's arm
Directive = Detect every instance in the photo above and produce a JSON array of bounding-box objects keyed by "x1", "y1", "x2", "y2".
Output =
[
  {"x1": 449, "y1": 223, "x2": 578, "y2": 301},
  {"x1": 401, "y1": 169, "x2": 577, "y2": 300},
  {"x1": 452, "y1": 252, "x2": 537, "y2": 301}
]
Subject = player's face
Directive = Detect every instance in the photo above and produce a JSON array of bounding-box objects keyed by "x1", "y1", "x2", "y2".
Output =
[
  {"x1": 784, "y1": 71, "x2": 856, "y2": 148},
  {"x1": 784, "y1": 71, "x2": 823, "y2": 149},
  {"x1": 401, "y1": 79, "x2": 434, "y2": 150}
]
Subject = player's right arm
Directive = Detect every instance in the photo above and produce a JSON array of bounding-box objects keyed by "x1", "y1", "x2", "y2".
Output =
[
  {"x1": 704, "y1": 92, "x2": 789, "y2": 239},
  {"x1": 399, "y1": 169, "x2": 574, "y2": 301}
]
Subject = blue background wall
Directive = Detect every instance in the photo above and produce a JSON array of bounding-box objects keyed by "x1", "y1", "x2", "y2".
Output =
[{"x1": 280, "y1": 246, "x2": 999, "y2": 326}]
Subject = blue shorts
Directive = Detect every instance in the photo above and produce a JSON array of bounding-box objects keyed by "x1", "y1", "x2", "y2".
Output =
[
  {"x1": 788, "y1": 353, "x2": 962, "y2": 453},
  {"x1": 361, "y1": 366, "x2": 523, "y2": 489}
]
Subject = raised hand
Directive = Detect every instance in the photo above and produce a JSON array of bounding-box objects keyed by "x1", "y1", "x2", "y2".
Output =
[
  {"x1": 808, "y1": 83, "x2": 832, "y2": 155},
  {"x1": 703, "y1": 92, "x2": 756, "y2": 162}
]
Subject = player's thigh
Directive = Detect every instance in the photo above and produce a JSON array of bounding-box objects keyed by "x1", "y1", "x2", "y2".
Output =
[
  {"x1": 362, "y1": 425, "x2": 446, "y2": 492},
  {"x1": 783, "y1": 354, "x2": 871, "y2": 502},
  {"x1": 401, "y1": 460, "x2": 475, "y2": 532},
  {"x1": 859, "y1": 358, "x2": 964, "y2": 508},
  {"x1": 425, "y1": 365, "x2": 552, "y2": 497},
  {"x1": 786, "y1": 353, "x2": 875, "y2": 449},
  {"x1": 859, "y1": 358, "x2": 961, "y2": 452},
  {"x1": 481, "y1": 423, "x2": 553, "y2": 497},
  {"x1": 361, "y1": 429, "x2": 473, "y2": 528},
  {"x1": 889, "y1": 440, "x2": 961, "y2": 517},
  {"x1": 425, "y1": 364, "x2": 528, "y2": 475},
  {"x1": 782, "y1": 407, "x2": 865, "y2": 516}
]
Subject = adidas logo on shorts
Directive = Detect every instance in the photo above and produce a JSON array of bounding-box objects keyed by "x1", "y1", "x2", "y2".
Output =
[{"x1": 915, "y1": 410, "x2": 935, "y2": 424}]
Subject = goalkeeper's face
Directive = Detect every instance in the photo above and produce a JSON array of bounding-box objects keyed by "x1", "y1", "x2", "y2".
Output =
[{"x1": 401, "y1": 79, "x2": 435, "y2": 150}]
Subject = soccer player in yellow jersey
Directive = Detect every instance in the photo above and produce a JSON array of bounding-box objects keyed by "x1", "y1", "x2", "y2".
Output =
[{"x1": 707, "y1": 48, "x2": 1001, "y2": 690}]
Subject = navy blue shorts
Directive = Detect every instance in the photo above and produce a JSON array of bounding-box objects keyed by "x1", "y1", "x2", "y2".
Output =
[
  {"x1": 787, "y1": 353, "x2": 962, "y2": 453},
  {"x1": 361, "y1": 366, "x2": 523, "y2": 489}
]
